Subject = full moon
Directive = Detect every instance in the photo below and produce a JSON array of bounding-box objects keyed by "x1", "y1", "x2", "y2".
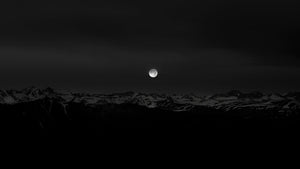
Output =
[{"x1": 149, "y1": 69, "x2": 158, "y2": 78}]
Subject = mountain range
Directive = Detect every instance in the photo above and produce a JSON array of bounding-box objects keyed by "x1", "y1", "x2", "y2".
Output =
[
  {"x1": 0, "y1": 87, "x2": 300, "y2": 135},
  {"x1": 1, "y1": 87, "x2": 299, "y2": 114}
]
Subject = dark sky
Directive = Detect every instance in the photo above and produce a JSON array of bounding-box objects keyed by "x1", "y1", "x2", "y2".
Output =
[{"x1": 0, "y1": 0, "x2": 300, "y2": 94}]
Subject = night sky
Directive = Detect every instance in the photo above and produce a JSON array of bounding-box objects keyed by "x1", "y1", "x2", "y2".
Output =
[{"x1": 0, "y1": 0, "x2": 300, "y2": 94}]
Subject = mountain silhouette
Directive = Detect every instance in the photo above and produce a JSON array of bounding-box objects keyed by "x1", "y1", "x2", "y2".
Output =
[{"x1": 0, "y1": 87, "x2": 300, "y2": 136}]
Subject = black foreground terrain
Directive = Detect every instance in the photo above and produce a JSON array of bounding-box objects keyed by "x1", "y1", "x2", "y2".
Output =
[{"x1": 1, "y1": 97, "x2": 300, "y2": 136}]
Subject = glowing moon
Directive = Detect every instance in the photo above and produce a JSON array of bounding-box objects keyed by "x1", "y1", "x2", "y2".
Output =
[{"x1": 149, "y1": 69, "x2": 158, "y2": 78}]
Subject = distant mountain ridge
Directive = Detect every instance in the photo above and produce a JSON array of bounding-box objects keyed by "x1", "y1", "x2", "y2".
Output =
[
  {"x1": 0, "y1": 87, "x2": 300, "y2": 133},
  {"x1": 0, "y1": 87, "x2": 299, "y2": 114}
]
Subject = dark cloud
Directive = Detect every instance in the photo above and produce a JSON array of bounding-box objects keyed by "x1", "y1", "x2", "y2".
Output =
[{"x1": 0, "y1": 0, "x2": 299, "y2": 93}]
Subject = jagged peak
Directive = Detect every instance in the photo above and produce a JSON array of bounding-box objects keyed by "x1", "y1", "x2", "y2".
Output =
[
  {"x1": 22, "y1": 86, "x2": 39, "y2": 91},
  {"x1": 21, "y1": 86, "x2": 41, "y2": 95},
  {"x1": 240, "y1": 91, "x2": 264, "y2": 98},
  {"x1": 43, "y1": 87, "x2": 55, "y2": 93},
  {"x1": 108, "y1": 91, "x2": 136, "y2": 97},
  {"x1": 227, "y1": 90, "x2": 243, "y2": 96}
]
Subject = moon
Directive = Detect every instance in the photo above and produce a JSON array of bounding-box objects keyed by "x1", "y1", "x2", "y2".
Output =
[{"x1": 149, "y1": 69, "x2": 158, "y2": 78}]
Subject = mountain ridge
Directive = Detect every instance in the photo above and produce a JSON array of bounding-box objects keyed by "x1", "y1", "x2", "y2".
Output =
[
  {"x1": 0, "y1": 87, "x2": 299, "y2": 113},
  {"x1": 0, "y1": 87, "x2": 300, "y2": 134}
]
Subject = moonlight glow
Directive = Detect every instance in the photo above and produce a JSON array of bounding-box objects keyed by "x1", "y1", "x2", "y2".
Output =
[{"x1": 149, "y1": 69, "x2": 158, "y2": 78}]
